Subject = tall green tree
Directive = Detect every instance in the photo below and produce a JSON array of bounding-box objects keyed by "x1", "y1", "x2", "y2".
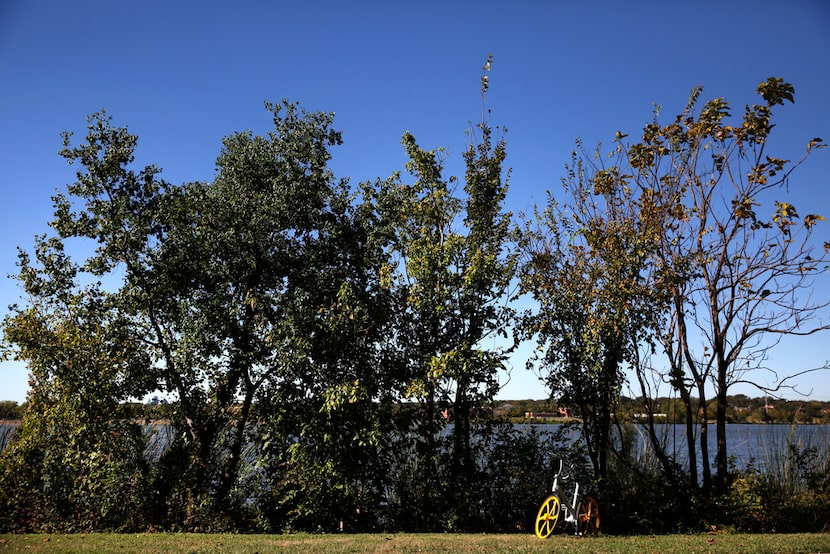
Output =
[
  {"x1": 144, "y1": 101, "x2": 361, "y2": 516},
  {"x1": 382, "y1": 56, "x2": 515, "y2": 529},
  {"x1": 0, "y1": 237, "x2": 150, "y2": 531},
  {"x1": 517, "y1": 154, "x2": 666, "y2": 490},
  {"x1": 3, "y1": 102, "x2": 393, "y2": 530}
]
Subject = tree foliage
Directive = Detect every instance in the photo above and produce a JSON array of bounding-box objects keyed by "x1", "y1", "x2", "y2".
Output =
[
  {"x1": 0, "y1": 240, "x2": 149, "y2": 530},
  {"x1": 519, "y1": 76, "x2": 829, "y2": 509},
  {"x1": 376, "y1": 55, "x2": 516, "y2": 530},
  {"x1": 2, "y1": 101, "x2": 400, "y2": 531},
  {"x1": 624, "y1": 78, "x2": 829, "y2": 491},
  {"x1": 517, "y1": 158, "x2": 665, "y2": 488},
  {"x1": 1, "y1": 71, "x2": 828, "y2": 534}
]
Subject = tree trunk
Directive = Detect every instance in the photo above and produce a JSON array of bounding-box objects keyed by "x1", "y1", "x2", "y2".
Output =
[
  {"x1": 698, "y1": 398, "x2": 711, "y2": 492},
  {"x1": 681, "y1": 394, "x2": 698, "y2": 489},
  {"x1": 216, "y1": 384, "x2": 254, "y2": 506},
  {"x1": 636, "y1": 373, "x2": 680, "y2": 490},
  {"x1": 715, "y1": 364, "x2": 729, "y2": 491}
]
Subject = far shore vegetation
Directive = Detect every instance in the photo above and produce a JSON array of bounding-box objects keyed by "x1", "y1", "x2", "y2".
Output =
[{"x1": 3, "y1": 394, "x2": 830, "y2": 424}]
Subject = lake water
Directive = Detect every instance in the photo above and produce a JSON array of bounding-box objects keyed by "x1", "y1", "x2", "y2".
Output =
[
  {"x1": 0, "y1": 423, "x2": 18, "y2": 451},
  {"x1": 528, "y1": 423, "x2": 830, "y2": 476},
  {"x1": 636, "y1": 423, "x2": 830, "y2": 475},
  {"x1": 2, "y1": 422, "x2": 828, "y2": 476}
]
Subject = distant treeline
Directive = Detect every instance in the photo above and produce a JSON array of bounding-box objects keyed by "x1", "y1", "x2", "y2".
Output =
[
  {"x1": 0, "y1": 401, "x2": 23, "y2": 420},
  {"x1": 494, "y1": 395, "x2": 830, "y2": 424},
  {"x1": 4, "y1": 395, "x2": 828, "y2": 425}
]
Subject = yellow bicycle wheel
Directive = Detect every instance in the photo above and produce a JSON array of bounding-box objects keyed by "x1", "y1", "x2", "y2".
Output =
[
  {"x1": 534, "y1": 495, "x2": 560, "y2": 539},
  {"x1": 577, "y1": 495, "x2": 600, "y2": 536}
]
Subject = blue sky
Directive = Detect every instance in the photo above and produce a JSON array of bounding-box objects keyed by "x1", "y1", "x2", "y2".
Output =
[{"x1": 1, "y1": 0, "x2": 829, "y2": 404}]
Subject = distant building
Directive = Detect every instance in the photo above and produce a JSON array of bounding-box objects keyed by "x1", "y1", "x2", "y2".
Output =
[{"x1": 524, "y1": 408, "x2": 572, "y2": 419}]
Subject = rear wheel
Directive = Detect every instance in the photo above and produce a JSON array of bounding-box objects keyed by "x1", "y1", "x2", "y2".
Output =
[
  {"x1": 577, "y1": 495, "x2": 600, "y2": 536},
  {"x1": 534, "y1": 495, "x2": 560, "y2": 539}
]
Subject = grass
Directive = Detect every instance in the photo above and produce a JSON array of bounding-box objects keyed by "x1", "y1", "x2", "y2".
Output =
[{"x1": 1, "y1": 532, "x2": 829, "y2": 553}]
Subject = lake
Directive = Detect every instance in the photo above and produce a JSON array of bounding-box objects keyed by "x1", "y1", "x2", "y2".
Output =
[
  {"x1": 527, "y1": 422, "x2": 830, "y2": 476},
  {"x1": 0, "y1": 422, "x2": 17, "y2": 451},
  {"x1": 2, "y1": 421, "x2": 828, "y2": 476}
]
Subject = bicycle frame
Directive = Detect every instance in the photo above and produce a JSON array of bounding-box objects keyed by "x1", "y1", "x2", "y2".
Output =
[{"x1": 549, "y1": 459, "x2": 580, "y2": 531}]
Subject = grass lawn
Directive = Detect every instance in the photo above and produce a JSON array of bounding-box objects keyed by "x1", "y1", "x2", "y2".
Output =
[{"x1": 1, "y1": 532, "x2": 829, "y2": 553}]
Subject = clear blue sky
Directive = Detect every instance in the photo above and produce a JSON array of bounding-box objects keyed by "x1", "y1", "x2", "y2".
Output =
[{"x1": 1, "y1": 0, "x2": 829, "y2": 404}]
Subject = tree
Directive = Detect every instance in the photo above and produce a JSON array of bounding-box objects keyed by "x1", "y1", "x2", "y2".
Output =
[
  {"x1": 517, "y1": 151, "x2": 667, "y2": 490},
  {"x1": 144, "y1": 101, "x2": 363, "y2": 516},
  {"x1": 526, "y1": 77, "x2": 830, "y2": 498},
  {"x1": 0, "y1": 238, "x2": 150, "y2": 530},
  {"x1": 6, "y1": 102, "x2": 391, "y2": 529},
  {"x1": 380, "y1": 56, "x2": 515, "y2": 529},
  {"x1": 623, "y1": 78, "x2": 829, "y2": 491}
]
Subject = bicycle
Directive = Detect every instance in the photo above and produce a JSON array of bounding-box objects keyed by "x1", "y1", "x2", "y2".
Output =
[{"x1": 534, "y1": 458, "x2": 600, "y2": 538}]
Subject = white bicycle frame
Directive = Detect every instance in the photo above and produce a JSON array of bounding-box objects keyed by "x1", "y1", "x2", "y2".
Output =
[{"x1": 550, "y1": 459, "x2": 581, "y2": 533}]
